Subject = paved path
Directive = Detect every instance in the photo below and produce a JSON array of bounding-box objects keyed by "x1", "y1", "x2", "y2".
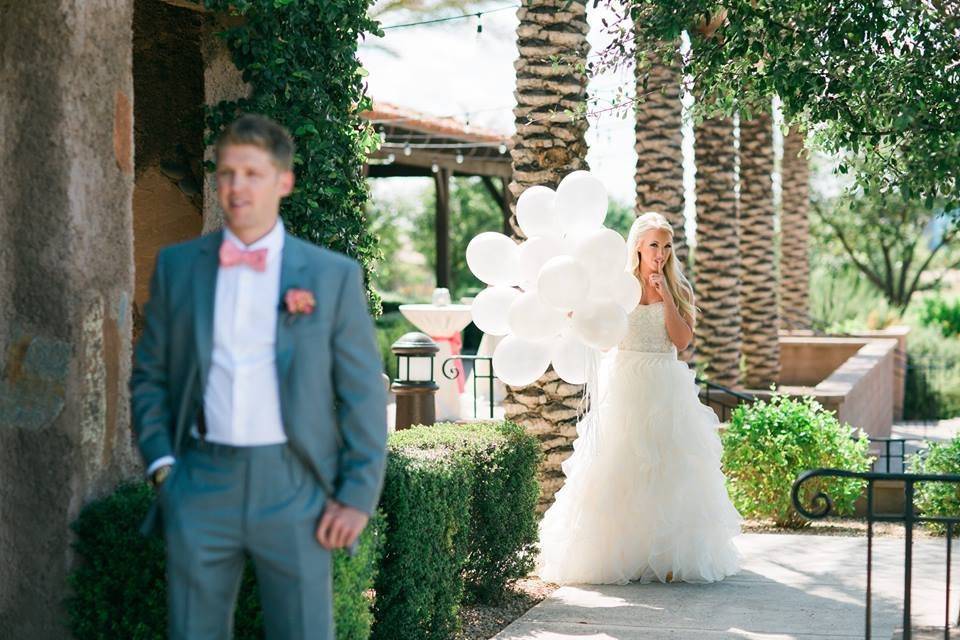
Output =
[{"x1": 493, "y1": 533, "x2": 959, "y2": 639}]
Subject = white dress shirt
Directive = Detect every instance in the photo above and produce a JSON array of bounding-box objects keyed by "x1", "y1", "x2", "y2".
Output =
[{"x1": 147, "y1": 221, "x2": 287, "y2": 476}]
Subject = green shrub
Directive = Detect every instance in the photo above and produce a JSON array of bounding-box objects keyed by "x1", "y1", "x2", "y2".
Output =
[
  {"x1": 372, "y1": 445, "x2": 473, "y2": 640},
  {"x1": 389, "y1": 422, "x2": 541, "y2": 603},
  {"x1": 910, "y1": 437, "x2": 960, "y2": 534},
  {"x1": 809, "y1": 265, "x2": 899, "y2": 333},
  {"x1": 375, "y1": 312, "x2": 417, "y2": 381},
  {"x1": 722, "y1": 394, "x2": 873, "y2": 528},
  {"x1": 904, "y1": 324, "x2": 960, "y2": 419},
  {"x1": 68, "y1": 483, "x2": 384, "y2": 640},
  {"x1": 919, "y1": 295, "x2": 960, "y2": 338}
]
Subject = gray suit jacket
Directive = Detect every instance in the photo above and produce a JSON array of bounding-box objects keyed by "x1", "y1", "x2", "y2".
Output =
[{"x1": 131, "y1": 229, "x2": 388, "y2": 535}]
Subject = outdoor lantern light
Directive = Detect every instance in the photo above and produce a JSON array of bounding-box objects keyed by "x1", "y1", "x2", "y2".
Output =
[{"x1": 391, "y1": 332, "x2": 439, "y2": 430}]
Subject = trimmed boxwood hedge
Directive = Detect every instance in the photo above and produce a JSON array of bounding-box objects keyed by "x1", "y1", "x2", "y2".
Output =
[
  {"x1": 67, "y1": 482, "x2": 383, "y2": 640},
  {"x1": 388, "y1": 421, "x2": 541, "y2": 603},
  {"x1": 68, "y1": 421, "x2": 541, "y2": 640}
]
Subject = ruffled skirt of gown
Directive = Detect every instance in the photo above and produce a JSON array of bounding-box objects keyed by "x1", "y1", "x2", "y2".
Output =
[{"x1": 536, "y1": 349, "x2": 742, "y2": 585}]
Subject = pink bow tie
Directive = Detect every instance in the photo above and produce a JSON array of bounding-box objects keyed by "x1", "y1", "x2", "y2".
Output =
[{"x1": 219, "y1": 239, "x2": 268, "y2": 272}]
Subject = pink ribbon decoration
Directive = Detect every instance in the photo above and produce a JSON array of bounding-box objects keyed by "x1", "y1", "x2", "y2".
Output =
[
  {"x1": 431, "y1": 333, "x2": 466, "y2": 393},
  {"x1": 219, "y1": 239, "x2": 268, "y2": 272}
]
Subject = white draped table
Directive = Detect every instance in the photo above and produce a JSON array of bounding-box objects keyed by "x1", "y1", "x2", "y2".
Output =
[{"x1": 398, "y1": 304, "x2": 473, "y2": 421}]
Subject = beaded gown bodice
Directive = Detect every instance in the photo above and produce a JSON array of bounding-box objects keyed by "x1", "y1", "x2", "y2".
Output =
[{"x1": 617, "y1": 302, "x2": 676, "y2": 354}]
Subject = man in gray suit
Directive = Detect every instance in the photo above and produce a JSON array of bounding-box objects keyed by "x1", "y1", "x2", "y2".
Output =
[{"x1": 131, "y1": 114, "x2": 387, "y2": 640}]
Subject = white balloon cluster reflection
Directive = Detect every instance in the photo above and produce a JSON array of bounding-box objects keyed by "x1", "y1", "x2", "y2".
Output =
[{"x1": 466, "y1": 171, "x2": 641, "y2": 387}]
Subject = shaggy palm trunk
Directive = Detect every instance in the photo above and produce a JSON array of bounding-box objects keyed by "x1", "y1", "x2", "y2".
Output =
[
  {"x1": 634, "y1": 50, "x2": 687, "y2": 266},
  {"x1": 694, "y1": 116, "x2": 742, "y2": 388},
  {"x1": 779, "y1": 129, "x2": 812, "y2": 331},
  {"x1": 504, "y1": 0, "x2": 590, "y2": 512},
  {"x1": 738, "y1": 112, "x2": 780, "y2": 388}
]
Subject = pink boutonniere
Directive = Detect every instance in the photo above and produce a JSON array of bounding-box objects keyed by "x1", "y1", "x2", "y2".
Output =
[{"x1": 283, "y1": 288, "x2": 316, "y2": 322}]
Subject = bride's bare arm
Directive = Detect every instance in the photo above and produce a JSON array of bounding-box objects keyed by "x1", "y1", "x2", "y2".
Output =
[{"x1": 661, "y1": 291, "x2": 694, "y2": 351}]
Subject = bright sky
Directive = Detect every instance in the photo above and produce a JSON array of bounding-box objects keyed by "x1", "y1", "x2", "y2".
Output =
[{"x1": 358, "y1": 2, "x2": 640, "y2": 204}]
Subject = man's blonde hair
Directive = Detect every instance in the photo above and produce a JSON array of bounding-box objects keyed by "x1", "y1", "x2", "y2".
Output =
[{"x1": 215, "y1": 114, "x2": 295, "y2": 171}]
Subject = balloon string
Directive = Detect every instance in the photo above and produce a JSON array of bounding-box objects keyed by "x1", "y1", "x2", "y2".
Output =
[{"x1": 577, "y1": 348, "x2": 604, "y2": 457}]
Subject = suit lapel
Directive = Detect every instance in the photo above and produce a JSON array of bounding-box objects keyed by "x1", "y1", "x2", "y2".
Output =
[
  {"x1": 276, "y1": 237, "x2": 308, "y2": 385},
  {"x1": 193, "y1": 231, "x2": 222, "y2": 392}
]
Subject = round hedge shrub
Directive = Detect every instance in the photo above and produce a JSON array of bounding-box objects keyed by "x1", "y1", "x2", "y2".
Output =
[
  {"x1": 722, "y1": 394, "x2": 872, "y2": 528},
  {"x1": 909, "y1": 437, "x2": 960, "y2": 534}
]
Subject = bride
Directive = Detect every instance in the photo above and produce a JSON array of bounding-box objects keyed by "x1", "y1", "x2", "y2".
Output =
[{"x1": 537, "y1": 212, "x2": 742, "y2": 585}]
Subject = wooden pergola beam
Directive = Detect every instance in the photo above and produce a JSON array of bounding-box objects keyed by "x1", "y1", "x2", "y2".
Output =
[
  {"x1": 159, "y1": 0, "x2": 209, "y2": 12},
  {"x1": 434, "y1": 168, "x2": 452, "y2": 289},
  {"x1": 368, "y1": 147, "x2": 511, "y2": 179}
]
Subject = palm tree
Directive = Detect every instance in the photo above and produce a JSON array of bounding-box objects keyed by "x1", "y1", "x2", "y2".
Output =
[
  {"x1": 693, "y1": 116, "x2": 742, "y2": 388},
  {"x1": 504, "y1": 0, "x2": 590, "y2": 512},
  {"x1": 634, "y1": 49, "x2": 687, "y2": 266},
  {"x1": 738, "y1": 111, "x2": 780, "y2": 388},
  {"x1": 779, "y1": 128, "x2": 811, "y2": 331}
]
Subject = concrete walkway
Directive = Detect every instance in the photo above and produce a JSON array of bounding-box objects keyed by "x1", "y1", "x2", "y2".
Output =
[{"x1": 493, "y1": 533, "x2": 960, "y2": 639}]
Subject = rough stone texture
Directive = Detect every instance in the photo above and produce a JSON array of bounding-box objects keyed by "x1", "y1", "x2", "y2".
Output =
[
  {"x1": 779, "y1": 129, "x2": 812, "y2": 331},
  {"x1": 505, "y1": 0, "x2": 591, "y2": 512},
  {"x1": 0, "y1": 1, "x2": 139, "y2": 636},
  {"x1": 201, "y1": 15, "x2": 251, "y2": 233},
  {"x1": 694, "y1": 117, "x2": 742, "y2": 388},
  {"x1": 738, "y1": 112, "x2": 780, "y2": 388}
]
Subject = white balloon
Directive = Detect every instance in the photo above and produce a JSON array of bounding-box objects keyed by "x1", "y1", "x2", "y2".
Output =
[
  {"x1": 471, "y1": 286, "x2": 521, "y2": 335},
  {"x1": 516, "y1": 186, "x2": 561, "y2": 238},
  {"x1": 592, "y1": 271, "x2": 642, "y2": 313},
  {"x1": 518, "y1": 236, "x2": 567, "y2": 289},
  {"x1": 537, "y1": 255, "x2": 591, "y2": 311},
  {"x1": 572, "y1": 299, "x2": 628, "y2": 350},
  {"x1": 554, "y1": 171, "x2": 608, "y2": 236},
  {"x1": 573, "y1": 228, "x2": 628, "y2": 281},
  {"x1": 493, "y1": 335, "x2": 552, "y2": 387},
  {"x1": 551, "y1": 333, "x2": 590, "y2": 385},
  {"x1": 466, "y1": 232, "x2": 521, "y2": 286},
  {"x1": 507, "y1": 290, "x2": 568, "y2": 340}
]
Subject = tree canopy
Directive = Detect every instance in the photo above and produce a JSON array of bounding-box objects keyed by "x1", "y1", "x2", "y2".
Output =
[{"x1": 593, "y1": 0, "x2": 960, "y2": 208}]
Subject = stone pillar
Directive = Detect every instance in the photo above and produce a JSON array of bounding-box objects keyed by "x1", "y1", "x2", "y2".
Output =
[
  {"x1": 201, "y1": 15, "x2": 251, "y2": 233},
  {"x1": 0, "y1": 2, "x2": 139, "y2": 637}
]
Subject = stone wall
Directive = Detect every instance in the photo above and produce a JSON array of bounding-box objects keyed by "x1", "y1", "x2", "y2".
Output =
[{"x1": 0, "y1": 1, "x2": 138, "y2": 636}]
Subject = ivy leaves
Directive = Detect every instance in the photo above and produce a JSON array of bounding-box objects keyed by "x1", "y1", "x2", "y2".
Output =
[{"x1": 203, "y1": 0, "x2": 384, "y2": 313}]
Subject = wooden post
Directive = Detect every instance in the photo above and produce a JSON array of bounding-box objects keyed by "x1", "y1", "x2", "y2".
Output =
[{"x1": 435, "y1": 168, "x2": 451, "y2": 289}]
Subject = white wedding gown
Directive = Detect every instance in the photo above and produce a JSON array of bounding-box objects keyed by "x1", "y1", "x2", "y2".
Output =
[{"x1": 537, "y1": 302, "x2": 742, "y2": 585}]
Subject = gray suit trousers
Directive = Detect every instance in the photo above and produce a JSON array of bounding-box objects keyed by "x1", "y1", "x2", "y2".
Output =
[{"x1": 160, "y1": 439, "x2": 333, "y2": 640}]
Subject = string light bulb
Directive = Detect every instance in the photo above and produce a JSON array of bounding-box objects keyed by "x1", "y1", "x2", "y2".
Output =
[
  {"x1": 387, "y1": 153, "x2": 396, "y2": 164},
  {"x1": 403, "y1": 144, "x2": 412, "y2": 156},
  {"x1": 456, "y1": 153, "x2": 464, "y2": 164},
  {"x1": 498, "y1": 143, "x2": 507, "y2": 154},
  {"x1": 431, "y1": 162, "x2": 440, "y2": 173}
]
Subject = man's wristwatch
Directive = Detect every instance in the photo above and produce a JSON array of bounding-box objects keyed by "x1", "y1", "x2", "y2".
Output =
[{"x1": 150, "y1": 464, "x2": 173, "y2": 489}]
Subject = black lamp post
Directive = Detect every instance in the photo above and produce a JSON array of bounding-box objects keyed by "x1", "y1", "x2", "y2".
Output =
[{"x1": 391, "y1": 332, "x2": 439, "y2": 430}]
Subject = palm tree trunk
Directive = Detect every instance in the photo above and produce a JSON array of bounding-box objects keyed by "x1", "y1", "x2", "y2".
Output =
[
  {"x1": 780, "y1": 129, "x2": 811, "y2": 331},
  {"x1": 634, "y1": 49, "x2": 687, "y2": 266},
  {"x1": 738, "y1": 112, "x2": 780, "y2": 388},
  {"x1": 504, "y1": 0, "x2": 590, "y2": 512},
  {"x1": 694, "y1": 116, "x2": 742, "y2": 388}
]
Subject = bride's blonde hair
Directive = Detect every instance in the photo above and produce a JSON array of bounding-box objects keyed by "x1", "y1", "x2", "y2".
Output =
[{"x1": 625, "y1": 212, "x2": 696, "y2": 323}]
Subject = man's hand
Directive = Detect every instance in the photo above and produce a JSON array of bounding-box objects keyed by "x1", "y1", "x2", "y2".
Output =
[{"x1": 316, "y1": 500, "x2": 369, "y2": 550}]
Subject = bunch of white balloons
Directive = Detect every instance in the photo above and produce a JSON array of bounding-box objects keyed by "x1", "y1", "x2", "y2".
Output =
[{"x1": 466, "y1": 171, "x2": 641, "y2": 387}]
